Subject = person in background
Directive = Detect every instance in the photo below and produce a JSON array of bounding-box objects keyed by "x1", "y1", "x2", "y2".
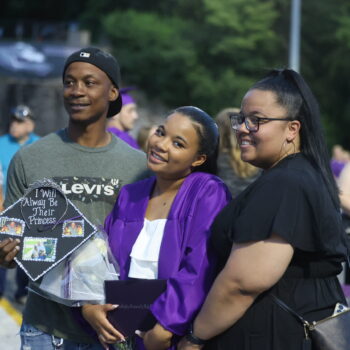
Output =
[
  {"x1": 137, "y1": 124, "x2": 157, "y2": 152},
  {"x1": 215, "y1": 108, "x2": 260, "y2": 197},
  {"x1": 0, "y1": 105, "x2": 40, "y2": 303},
  {"x1": 331, "y1": 144, "x2": 349, "y2": 179},
  {"x1": 81, "y1": 106, "x2": 232, "y2": 350},
  {"x1": 0, "y1": 105, "x2": 40, "y2": 194},
  {"x1": 0, "y1": 164, "x2": 3, "y2": 297},
  {"x1": 107, "y1": 87, "x2": 140, "y2": 149},
  {"x1": 337, "y1": 157, "x2": 350, "y2": 287},
  {"x1": 338, "y1": 163, "x2": 350, "y2": 220},
  {"x1": 0, "y1": 47, "x2": 147, "y2": 350},
  {"x1": 179, "y1": 69, "x2": 348, "y2": 350}
]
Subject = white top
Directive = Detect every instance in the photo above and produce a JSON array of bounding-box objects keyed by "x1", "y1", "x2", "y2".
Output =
[{"x1": 128, "y1": 218, "x2": 167, "y2": 279}]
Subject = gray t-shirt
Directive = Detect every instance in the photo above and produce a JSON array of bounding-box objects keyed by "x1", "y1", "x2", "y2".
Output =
[{"x1": 5, "y1": 129, "x2": 148, "y2": 343}]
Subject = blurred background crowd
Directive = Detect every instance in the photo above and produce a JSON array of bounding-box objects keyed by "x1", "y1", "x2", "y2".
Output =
[{"x1": 1, "y1": 0, "x2": 350, "y2": 315}]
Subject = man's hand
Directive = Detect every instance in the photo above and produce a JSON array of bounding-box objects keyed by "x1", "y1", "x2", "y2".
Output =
[{"x1": 0, "y1": 238, "x2": 20, "y2": 268}]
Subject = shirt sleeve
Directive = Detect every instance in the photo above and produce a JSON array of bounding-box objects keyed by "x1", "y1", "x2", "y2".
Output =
[
  {"x1": 150, "y1": 178, "x2": 232, "y2": 335},
  {"x1": 231, "y1": 169, "x2": 320, "y2": 251},
  {"x1": 4, "y1": 151, "x2": 27, "y2": 208}
]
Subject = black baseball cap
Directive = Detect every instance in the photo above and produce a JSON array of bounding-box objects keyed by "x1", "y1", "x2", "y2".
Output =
[{"x1": 63, "y1": 47, "x2": 122, "y2": 117}]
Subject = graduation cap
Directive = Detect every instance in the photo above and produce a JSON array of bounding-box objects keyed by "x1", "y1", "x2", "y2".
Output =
[{"x1": 0, "y1": 179, "x2": 97, "y2": 281}]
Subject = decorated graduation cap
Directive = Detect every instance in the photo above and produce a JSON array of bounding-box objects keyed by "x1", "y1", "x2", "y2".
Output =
[{"x1": 0, "y1": 179, "x2": 97, "y2": 281}]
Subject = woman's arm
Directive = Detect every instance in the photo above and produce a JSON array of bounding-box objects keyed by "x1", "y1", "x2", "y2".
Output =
[
  {"x1": 141, "y1": 179, "x2": 230, "y2": 349},
  {"x1": 150, "y1": 179, "x2": 231, "y2": 336},
  {"x1": 178, "y1": 234, "x2": 293, "y2": 349}
]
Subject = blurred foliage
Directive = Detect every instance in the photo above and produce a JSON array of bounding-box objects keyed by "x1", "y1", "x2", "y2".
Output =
[
  {"x1": 2, "y1": 0, "x2": 350, "y2": 147},
  {"x1": 98, "y1": 0, "x2": 282, "y2": 115}
]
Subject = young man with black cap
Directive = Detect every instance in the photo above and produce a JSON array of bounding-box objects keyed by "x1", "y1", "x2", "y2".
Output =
[{"x1": 0, "y1": 48, "x2": 148, "y2": 349}]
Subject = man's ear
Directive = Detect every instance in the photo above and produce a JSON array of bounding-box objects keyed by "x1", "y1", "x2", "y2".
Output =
[{"x1": 109, "y1": 86, "x2": 119, "y2": 102}]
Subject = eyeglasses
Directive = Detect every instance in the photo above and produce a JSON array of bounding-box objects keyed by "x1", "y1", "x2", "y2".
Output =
[{"x1": 229, "y1": 112, "x2": 293, "y2": 132}]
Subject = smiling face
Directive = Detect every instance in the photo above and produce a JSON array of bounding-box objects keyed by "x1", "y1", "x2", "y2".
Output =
[
  {"x1": 147, "y1": 113, "x2": 206, "y2": 180},
  {"x1": 63, "y1": 62, "x2": 118, "y2": 124},
  {"x1": 237, "y1": 89, "x2": 300, "y2": 169}
]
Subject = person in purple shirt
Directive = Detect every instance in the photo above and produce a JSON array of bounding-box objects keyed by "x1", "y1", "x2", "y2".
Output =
[
  {"x1": 82, "y1": 106, "x2": 232, "y2": 349},
  {"x1": 107, "y1": 88, "x2": 140, "y2": 149}
]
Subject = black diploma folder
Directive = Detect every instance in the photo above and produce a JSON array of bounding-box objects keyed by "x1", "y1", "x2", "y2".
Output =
[{"x1": 105, "y1": 279, "x2": 167, "y2": 338}]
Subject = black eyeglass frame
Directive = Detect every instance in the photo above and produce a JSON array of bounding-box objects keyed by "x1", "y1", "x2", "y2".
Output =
[{"x1": 229, "y1": 113, "x2": 294, "y2": 132}]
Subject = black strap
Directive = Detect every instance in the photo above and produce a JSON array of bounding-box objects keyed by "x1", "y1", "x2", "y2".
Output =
[
  {"x1": 270, "y1": 295, "x2": 309, "y2": 326},
  {"x1": 272, "y1": 215, "x2": 349, "y2": 326}
]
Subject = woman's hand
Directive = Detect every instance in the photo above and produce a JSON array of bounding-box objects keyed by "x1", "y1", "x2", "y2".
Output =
[
  {"x1": 82, "y1": 303, "x2": 125, "y2": 349},
  {"x1": 177, "y1": 337, "x2": 203, "y2": 350},
  {"x1": 0, "y1": 238, "x2": 20, "y2": 268},
  {"x1": 136, "y1": 323, "x2": 173, "y2": 350}
]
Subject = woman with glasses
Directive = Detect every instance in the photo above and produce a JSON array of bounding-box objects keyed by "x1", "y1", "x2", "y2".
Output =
[{"x1": 179, "y1": 69, "x2": 348, "y2": 350}]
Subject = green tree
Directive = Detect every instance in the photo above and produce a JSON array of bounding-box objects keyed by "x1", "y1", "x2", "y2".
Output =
[
  {"x1": 100, "y1": 0, "x2": 282, "y2": 114},
  {"x1": 190, "y1": 0, "x2": 281, "y2": 112},
  {"x1": 103, "y1": 10, "x2": 198, "y2": 106},
  {"x1": 296, "y1": 0, "x2": 350, "y2": 147}
]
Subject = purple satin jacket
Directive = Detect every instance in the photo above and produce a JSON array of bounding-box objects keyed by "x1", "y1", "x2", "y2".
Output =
[{"x1": 104, "y1": 172, "x2": 231, "y2": 349}]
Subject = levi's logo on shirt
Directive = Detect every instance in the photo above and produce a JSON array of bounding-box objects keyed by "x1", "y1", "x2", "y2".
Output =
[{"x1": 52, "y1": 176, "x2": 120, "y2": 205}]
